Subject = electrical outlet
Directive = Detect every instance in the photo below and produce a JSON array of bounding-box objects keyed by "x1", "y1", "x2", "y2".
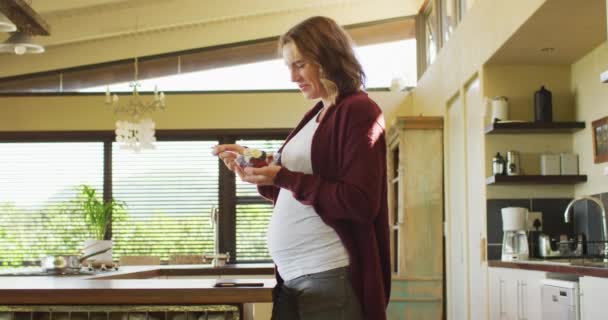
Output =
[
  {"x1": 527, "y1": 211, "x2": 543, "y2": 231},
  {"x1": 604, "y1": 166, "x2": 608, "y2": 176}
]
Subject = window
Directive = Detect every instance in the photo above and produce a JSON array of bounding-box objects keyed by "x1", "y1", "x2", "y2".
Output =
[
  {"x1": 111, "y1": 141, "x2": 219, "y2": 262},
  {"x1": 0, "y1": 131, "x2": 287, "y2": 267},
  {"x1": 234, "y1": 139, "x2": 284, "y2": 262},
  {"x1": 442, "y1": 0, "x2": 459, "y2": 43},
  {"x1": 0, "y1": 142, "x2": 103, "y2": 267},
  {"x1": 76, "y1": 39, "x2": 417, "y2": 92},
  {"x1": 424, "y1": 2, "x2": 439, "y2": 67},
  {"x1": 418, "y1": 0, "x2": 469, "y2": 76}
]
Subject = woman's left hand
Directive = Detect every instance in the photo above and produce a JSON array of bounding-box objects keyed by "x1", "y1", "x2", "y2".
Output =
[{"x1": 235, "y1": 164, "x2": 282, "y2": 186}]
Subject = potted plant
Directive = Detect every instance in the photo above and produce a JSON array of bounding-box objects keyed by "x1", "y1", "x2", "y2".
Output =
[{"x1": 72, "y1": 184, "x2": 125, "y2": 265}]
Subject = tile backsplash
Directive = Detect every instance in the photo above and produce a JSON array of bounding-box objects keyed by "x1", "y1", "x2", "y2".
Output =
[{"x1": 486, "y1": 192, "x2": 608, "y2": 260}]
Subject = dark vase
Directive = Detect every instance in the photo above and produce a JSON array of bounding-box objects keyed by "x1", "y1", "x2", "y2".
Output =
[{"x1": 534, "y1": 86, "x2": 553, "y2": 122}]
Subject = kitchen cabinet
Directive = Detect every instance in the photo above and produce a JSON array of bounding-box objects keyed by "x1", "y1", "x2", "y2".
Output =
[
  {"x1": 386, "y1": 116, "x2": 443, "y2": 320},
  {"x1": 580, "y1": 276, "x2": 608, "y2": 320},
  {"x1": 489, "y1": 267, "x2": 545, "y2": 320}
]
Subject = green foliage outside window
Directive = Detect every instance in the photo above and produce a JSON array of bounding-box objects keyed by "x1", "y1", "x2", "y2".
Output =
[
  {"x1": 112, "y1": 210, "x2": 215, "y2": 261},
  {"x1": 0, "y1": 201, "x2": 91, "y2": 267},
  {"x1": 0, "y1": 198, "x2": 215, "y2": 267}
]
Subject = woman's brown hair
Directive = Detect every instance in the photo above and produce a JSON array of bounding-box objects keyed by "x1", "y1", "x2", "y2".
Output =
[{"x1": 279, "y1": 16, "x2": 365, "y2": 104}]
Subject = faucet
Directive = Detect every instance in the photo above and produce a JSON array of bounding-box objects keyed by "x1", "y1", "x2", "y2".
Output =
[
  {"x1": 207, "y1": 206, "x2": 230, "y2": 267},
  {"x1": 564, "y1": 196, "x2": 608, "y2": 263}
]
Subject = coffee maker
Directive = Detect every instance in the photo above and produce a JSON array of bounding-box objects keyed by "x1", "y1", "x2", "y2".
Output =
[{"x1": 501, "y1": 207, "x2": 529, "y2": 261}]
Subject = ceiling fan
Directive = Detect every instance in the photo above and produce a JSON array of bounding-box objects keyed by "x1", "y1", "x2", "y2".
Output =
[{"x1": 0, "y1": 0, "x2": 50, "y2": 54}]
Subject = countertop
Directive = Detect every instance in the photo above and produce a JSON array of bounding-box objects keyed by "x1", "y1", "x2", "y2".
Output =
[
  {"x1": 0, "y1": 264, "x2": 275, "y2": 305},
  {"x1": 489, "y1": 259, "x2": 608, "y2": 278}
]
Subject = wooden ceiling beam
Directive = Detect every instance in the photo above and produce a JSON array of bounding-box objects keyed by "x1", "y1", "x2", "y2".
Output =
[{"x1": 0, "y1": 0, "x2": 50, "y2": 36}]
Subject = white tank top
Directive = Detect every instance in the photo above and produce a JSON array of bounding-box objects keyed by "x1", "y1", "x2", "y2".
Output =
[{"x1": 267, "y1": 111, "x2": 349, "y2": 281}]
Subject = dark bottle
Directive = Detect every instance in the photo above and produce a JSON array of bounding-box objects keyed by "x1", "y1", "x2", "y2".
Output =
[
  {"x1": 534, "y1": 86, "x2": 552, "y2": 122},
  {"x1": 528, "y1": 219, "x2": 542, "y2": 258}
]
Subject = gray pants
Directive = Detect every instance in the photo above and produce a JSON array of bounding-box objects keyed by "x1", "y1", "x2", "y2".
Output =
[{"x1": 271, "y1": 266, "x2": 364, "y2": 320}]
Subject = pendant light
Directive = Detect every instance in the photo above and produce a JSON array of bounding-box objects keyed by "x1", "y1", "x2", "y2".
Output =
[{"x1": 0, "y1": 31, "x2": 44, "y2": 55}]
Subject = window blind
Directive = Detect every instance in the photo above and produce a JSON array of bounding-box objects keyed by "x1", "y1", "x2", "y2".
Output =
[
  {"x1": 234, "y1": 139, "x2": 284, "y2": 262},
  {"x1": 0, "y1": 142, "x2": 104, "y2": 267},
  {"x1": 111, "y1": 141, "x2": 219, "y2": 262}
]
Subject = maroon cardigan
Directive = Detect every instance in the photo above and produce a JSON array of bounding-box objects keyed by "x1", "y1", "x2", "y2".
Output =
[{"x1": 258, "y1": 91, "x2": 391, "y2": 320}]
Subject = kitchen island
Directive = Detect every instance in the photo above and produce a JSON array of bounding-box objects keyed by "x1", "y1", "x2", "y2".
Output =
[{"x1": 0, "y1": 264, "x2": 275, "y2": 320}]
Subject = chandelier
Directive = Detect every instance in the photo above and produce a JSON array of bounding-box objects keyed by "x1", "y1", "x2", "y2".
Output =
[{"x1": 105, "y1": 57, "x2": 166, "y2": 152}]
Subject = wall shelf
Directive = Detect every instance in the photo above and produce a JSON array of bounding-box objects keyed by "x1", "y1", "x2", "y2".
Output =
[
  {"x1": 486, "y1": 174, "x2": 587, "y2": 185},
  {"x1": 484, "y1": 121, "x2": 585, "y2": 134}
]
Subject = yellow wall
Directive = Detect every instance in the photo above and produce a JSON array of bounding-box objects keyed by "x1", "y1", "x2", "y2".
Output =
[
  {"x1": 572, "y1": 41, "x2": 608, "y2": 196},
  {"x1": 411, "y1": 0, "x2": 605, "y2": 199},
  {"x1": 408, "y1": 0, "x2": 572, "y2": 198},
  {"x1": 483, "y1": 65, "x2": 575, "y2": 198},
  {"x1": 0, "y1": 0, "x2": 414, "y2": 134},
  {"x1": 0, "y1": 91, "x2": 409, "y2": 131},
  {"x1": 411, "y1": 0, "x2": 545, "y2": 116},
  {"x1": 483, "y1": 66, "x2": 573, "y2": 123}
]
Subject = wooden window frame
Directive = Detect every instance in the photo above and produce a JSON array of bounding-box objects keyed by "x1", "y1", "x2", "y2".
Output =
[
  {"x1": 417, "y1": 0, "x2": 441, "y2": 78},
  {"x1": 417, "y1": 0, "x2": 467, "y2": 78}
]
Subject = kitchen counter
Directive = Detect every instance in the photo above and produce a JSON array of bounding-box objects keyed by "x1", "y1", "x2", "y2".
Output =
[
  {"x1": 489, "y1": 259, "x2": 608, "y2": 278},
  {"x1": 0, "y1": 264, "x2": 275, "y2": 305}
]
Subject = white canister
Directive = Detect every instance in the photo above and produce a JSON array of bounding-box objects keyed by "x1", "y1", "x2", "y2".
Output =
[
  {"x1": 540, "y1": 154, "x2": 560, "y2": 175},
  {"x1": 560, "y1": 153, "x2": 579, "y2": 175},
  {"x1": 491, "y1": 96, "x2": 509, "y2": 122},
  {"x1": 501, "y1": 207, "x2": 528, "y2": 231}
]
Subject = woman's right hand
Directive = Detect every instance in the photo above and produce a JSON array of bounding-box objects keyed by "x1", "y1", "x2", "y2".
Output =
[{"x1": 212, "y1": 144, "x2": 246, "y2": 172}]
